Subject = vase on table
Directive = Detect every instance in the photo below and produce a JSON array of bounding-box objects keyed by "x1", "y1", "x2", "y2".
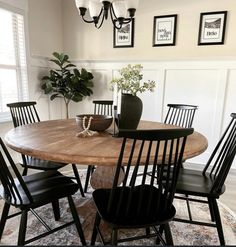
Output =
[{"x1": 117, "y1": 93, "x2": 143, "y2": 130}]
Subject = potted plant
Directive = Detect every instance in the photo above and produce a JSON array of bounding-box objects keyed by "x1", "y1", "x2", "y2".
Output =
[
  {"x1": 41, "y1": 52, "x2": 94, "y2": 119},
  {"x1": 110, "y1": 64, "x2": 156, "y2": 129}
]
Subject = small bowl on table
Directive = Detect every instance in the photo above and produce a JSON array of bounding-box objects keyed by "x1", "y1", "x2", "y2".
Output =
[{"x1": 76, "y1": 114, "x2": 113, "y2": 132}]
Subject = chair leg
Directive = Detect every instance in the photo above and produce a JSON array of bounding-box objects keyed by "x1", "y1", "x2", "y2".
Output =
[
  {"x1": 84, "y1": 165, "x2": 93, "y2": 193},
  {"x1": 91, "y1": 212, "x2": 101, "y2": 245},
  {"x1": 111, "y1": 229, "x2": 118, "y2": 245},
  {"x1": 52, "y1": 200, "x2": 60, "y2": 221},
  {"x1": 0, "y1": 202, "x2": 10, "y2": 240},
  {"x1": 67, "y1": 196, "x2": 86, "y2": 246},
  {"x1": 212, "y1": 199, "x2": 225, "y2": 245},
  {"x1": 22, "y1": 167, "x2": 28, "y2": 176},
  {"x1": 208, "y1": 197, "x2": 215, "y2": 222},
  {"x1": 72, "y1": 164, "x2": 85, "y2": 197},
  {"x1": 18, "y1": 210, "x2": 28, "y2": 246},
  {"x1": 145, "y1": 227, "x2": 150, "y2": 235},
  {"x1": 163, "y1": 223, "x2": 173, "y2": 245}
]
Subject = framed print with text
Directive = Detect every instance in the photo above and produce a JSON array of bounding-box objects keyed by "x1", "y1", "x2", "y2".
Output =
[
  {"x1": 113, "y1": 19, "x2": 135, "y2": 48},
  {"x1": 198, "y1": 11, "x2": 227, "y2": 45},
  {"x1": 153, "y1": 14, "x2": 177, "y2": 47}
]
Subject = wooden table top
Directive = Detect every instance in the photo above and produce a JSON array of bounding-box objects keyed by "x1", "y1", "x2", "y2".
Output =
[{"x1": 4, "y1": 119, "x2": 208, "y2": 166}]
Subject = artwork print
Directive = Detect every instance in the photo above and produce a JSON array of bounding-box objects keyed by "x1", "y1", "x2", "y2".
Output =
[
  {"x1": 198, "y1": 11, "x2": 227, "y2": 45},
  {"x1": 113, "y1": 19, "x2": 134, "y2": 48},
  {"x1": 153, "y1": 15, "x2": 177, "y2": 46}
]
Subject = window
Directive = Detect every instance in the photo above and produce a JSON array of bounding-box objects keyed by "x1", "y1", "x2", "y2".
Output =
[{"x1": 0, "y1": 7, "x2": 28, "y2": 122}]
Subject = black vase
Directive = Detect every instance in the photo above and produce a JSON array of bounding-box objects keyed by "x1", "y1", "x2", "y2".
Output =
[{"x1": 117, "y1": 93, "x2": 143, "y2": 129}]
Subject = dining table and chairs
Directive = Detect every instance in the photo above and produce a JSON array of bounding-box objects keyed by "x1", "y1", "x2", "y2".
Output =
[
  {"x1": 2, "y1": 111, "x2": 207, "y2": 245},
  {"x1": 2, "y1": 100, "x2": 235, "y2": 245}
]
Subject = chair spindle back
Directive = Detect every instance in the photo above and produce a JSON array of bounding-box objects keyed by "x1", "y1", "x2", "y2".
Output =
[
  {"x1": 6, "y1": 102, "x2": 40, "y2": 127},
  {"x1": 106, "y1": 128, "x2": 194, "y2": 219},
  {"x1": 0, "y1": 138, "x2": 32, "y2": 206},
  {"x1": 203, "y1": 113, "x2": 236, "y2": 193},
  {"x1": 164, "y1": 104, "x2": 198, "y2": 128},
  {"x1": 93, "y1": 100, "x2": 113, "y2": 116}
]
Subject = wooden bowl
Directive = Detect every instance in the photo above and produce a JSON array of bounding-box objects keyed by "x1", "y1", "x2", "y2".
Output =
[{"x1": 76, "y1": 114, "x2": 113, "y2": 132}]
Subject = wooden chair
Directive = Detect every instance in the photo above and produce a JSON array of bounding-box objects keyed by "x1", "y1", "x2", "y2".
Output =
[
  {"x1": 174, "y1": 113, "x2": 236, "y2": 245},
  {"x1": 6, "y1": 102, "x2": 85, "y2": 198},
  {"x1": 90, "y1": 128, "x2": 193, "y2": 245},
  {"x1": 164, "y1": 104, "x2": 198, "y2": 128},
  {"x1": 84, "y1": 100, "x2": 113, "y2": 193},
  {"x1": 0, "y1": 137, "x2": 86, "y2": 245}
]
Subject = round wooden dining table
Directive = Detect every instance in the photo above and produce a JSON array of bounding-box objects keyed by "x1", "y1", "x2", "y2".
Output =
[{"x1": 4, "y1": 119, "x2": 208, "y2": 188}]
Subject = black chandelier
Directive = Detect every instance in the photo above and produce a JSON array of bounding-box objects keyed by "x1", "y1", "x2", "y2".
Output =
[{"x1": 75, "y1": 0, "x2": 139, "y2": 29}]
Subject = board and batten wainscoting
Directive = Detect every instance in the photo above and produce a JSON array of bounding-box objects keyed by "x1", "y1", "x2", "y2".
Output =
[{"x1": 1, "y1": 55, "x2": 236, "y2": 170}]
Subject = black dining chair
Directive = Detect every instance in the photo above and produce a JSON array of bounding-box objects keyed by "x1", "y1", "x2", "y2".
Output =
[
  {"x1": 93, "y1": 100, "x2": 113, "y2": 116},
  {"x1": 90, "y1": 127, "x2": 194, "y2": 245},
  {"x1": 6, "y1": 101, "x2": 85, "y2": 198},
  {"x1": 84, "y1": 100, "x2": 113, "y2": 193},
  {"x1": 174, "y1": 113, "x2": 236, "y2": 246},
  {"x1": 0, "y1": 137, "x2": 86, "y2": 246},
  {"x1": 164, "y1": 104, "x2": 198, "y2": 128}
]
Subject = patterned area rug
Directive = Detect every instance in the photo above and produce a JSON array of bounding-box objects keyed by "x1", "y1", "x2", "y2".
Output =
[{"x1": 0, "y1": 170, "x2": 236, "y2": 246}]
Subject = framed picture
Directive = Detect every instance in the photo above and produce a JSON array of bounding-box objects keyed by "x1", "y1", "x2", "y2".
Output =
[
  {"x1": 113, "y1": 19, "x2": 134, "y2": 48},
  {"x1": 153, "y1": 15, "x2": 177, "y2": 47},
  {"x1": 198, "y1": 11, "x2": 227, "y2": 45}
]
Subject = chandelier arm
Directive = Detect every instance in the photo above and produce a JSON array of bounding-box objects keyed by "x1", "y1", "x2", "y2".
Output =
[
  {"x1": 122, "y1": 18, "x2": 132, "y2": 24},
  {"x1": 81, "y1": 15, "x2": 95, "y2": 24},
  {"x1": 110, "y1": 5, "x2": 122, "y2": 29},
  {"x1": 95, "y1": 11, "x2": 105, "y2": 29},
  {"x1": 110, "y1": 4, "x2": 118, "y2": 20}
]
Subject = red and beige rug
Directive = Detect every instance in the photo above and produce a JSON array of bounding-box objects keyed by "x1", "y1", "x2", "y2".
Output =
[{"x1": 0, "y1": 170, "x2": 235, "y2": 245}]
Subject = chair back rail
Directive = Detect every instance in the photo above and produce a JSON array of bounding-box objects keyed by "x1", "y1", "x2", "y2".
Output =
[
  {"x1": 93, "y1": 100, "x2": 113, "y2": 116},
  {"x1": 164, "y1": 104, "x2": 198, "y2": 128},
  {"x1": 203, "y1": 113, "x2": 236, "y2": 193},
  {"x1": 0, "y1": 138, "x2": 33, "y2": 206},
  {"x1": 106, "y1": 128, "x2": 194, "y2": 218},
  {"x1": 7, "y1": 102, "x2": 40, "y2": 127}
]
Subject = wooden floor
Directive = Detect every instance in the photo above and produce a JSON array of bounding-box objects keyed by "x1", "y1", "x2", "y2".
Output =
[{"x1": 220, "y1": 170, "x2": 236, "y2": 213}]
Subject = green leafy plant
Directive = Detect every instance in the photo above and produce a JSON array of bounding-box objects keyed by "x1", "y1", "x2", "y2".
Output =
[
  {"x1": 110, "y1": 64, "x2": 156, "y2": 96},
  {"x1": 41, "y1": 52, "x2": 94, "y2": 118}
]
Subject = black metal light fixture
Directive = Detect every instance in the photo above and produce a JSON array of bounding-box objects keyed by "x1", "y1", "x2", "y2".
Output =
[{"x1": 75, "y1": 0, "x2": 139, "y2": 29}]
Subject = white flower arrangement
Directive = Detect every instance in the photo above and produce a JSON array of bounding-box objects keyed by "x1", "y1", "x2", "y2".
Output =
[{"x1": 110, "y1": 64, "x2": 156, "y2": 96}]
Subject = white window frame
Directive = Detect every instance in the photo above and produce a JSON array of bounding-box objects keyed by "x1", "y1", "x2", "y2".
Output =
[{"x1": 0, "y1": 1, "x2": 29, "y2": 122}]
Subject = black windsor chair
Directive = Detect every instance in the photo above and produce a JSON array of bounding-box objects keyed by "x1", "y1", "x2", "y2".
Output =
[
  {"x1": 164, "y1": 104, "x2": 198, "y2": 128},
  {"x1": 0, "y1": 138, "x2": 86, "y2": 245},
  {"x1": 90, "y1": 128, "x2": 193, "y2": 245},
  {"x1": 84, "y1": 100, "x2": 113, "y2": 193},
  {"x1": 6, "y1": 102, "x2": 85, "y2": 199},
  {"x1": 174, "y1": 113, "x2": 236, "y2": 245}
]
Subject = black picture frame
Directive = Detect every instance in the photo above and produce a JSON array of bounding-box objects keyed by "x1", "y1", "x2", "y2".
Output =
[
  {"x1": 153, "y1": 14, "x2": 177, "y2": 47},
  {"x1": 198, "y1": 11, "x2": 227, "y2": 45},
  {"x1": 113, "y1": 19, "x2": 135, "y2": 48}
]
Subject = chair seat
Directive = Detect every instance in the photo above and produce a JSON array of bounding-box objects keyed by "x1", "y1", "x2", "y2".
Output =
[
  {"x1": 23, "y1": 156, "x2": 66, "y2": 170},
  {"x1": 0, "y1": 171, "x2": 78, "y2": 207},
  {"x1": 93, "y1": 185, "x2": 176, "y2": 228},
  {"x1": 176, "y1": 168, "x2": 225, "y2": 197}
]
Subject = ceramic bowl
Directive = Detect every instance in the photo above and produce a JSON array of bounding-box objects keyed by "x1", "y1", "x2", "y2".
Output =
[{"x1": 76, "y1": 114, "x2": 113, "y2": 132}]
